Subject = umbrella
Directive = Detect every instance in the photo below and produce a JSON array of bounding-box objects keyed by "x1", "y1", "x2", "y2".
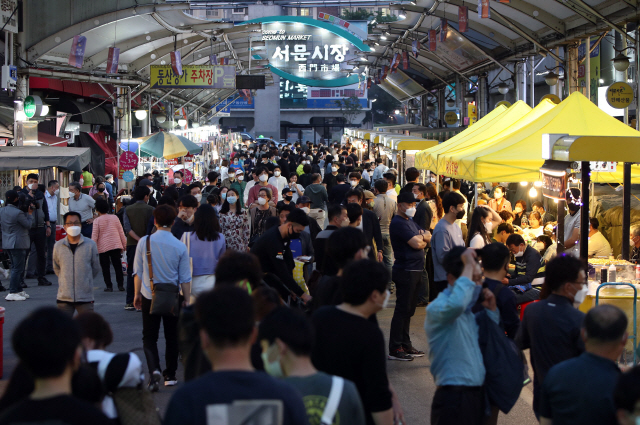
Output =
[{"x1": 137, "y1": 132, "x2": 202, "y2": 160}]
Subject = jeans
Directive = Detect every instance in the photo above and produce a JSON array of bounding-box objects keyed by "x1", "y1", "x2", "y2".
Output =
[
  {"x1": 57, "y1": 301, "x2": 94, "y2": 316},
  {"x1": 46, "y1": 222, "x2": 56, "y2": 272},
  {"x1": 389, "y1": 269, "x2": 422, "y2": 352},
  {"x1": 99, "y1": 249, "x2": 124, "y2": 289},
  {"x1": 126, "y1": 244, "x2": 137, "y2": 304},
  {"x1": 81, "y1": 222, "x2": 93, "y2": 238},
  {"x1": 7, "y1": 249, "x2": 27, "y2": 294},
  {"x1": 431, "y1": 386, "x2": 485, "y2": 425},
  {"x1": 141, "y1": 296, "x2": 179, "y2": 377},
  {"x1": 381, "y1": 233, "x2": 394, "y2": 283},
  {"x1": 25, "y1": 227, "x2": 46, "y2": 279}
]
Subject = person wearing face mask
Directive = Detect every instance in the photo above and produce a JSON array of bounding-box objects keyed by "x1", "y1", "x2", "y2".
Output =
[
  {"x1": 539, "y1": 304, "x2": 627, "y2": 425},
  {"x1": 303, "y1": 174, "x2": 328, "y2": 230},
  {"x1": 250, "y1": 209, "x2": 312, "y2": 304},
  {"x1": 138, "y1": 179, "x2": 157, "y2": 207},
  {"x1": 228, "y1": 155, "x2": 244, "y2": 176},
  {"x1": 91, "y1": 198, "x2": 127, "y2": 293},
  {"x1": 170, "y1": 170, "x2": 187, "y2": 198},
  {"x1": 218, "y1": 188, "x2": 250, "y2": 252},
  {"x1": 44, "y1": 180, "x2": 60, "y2": 275},
  {"x1": 0, "y1": 190, "x2": 34, "y2": 300},
  {"x1": 313, "y1": 205, "x2": 348, "y2": 277},
  {"x1": 322, "y1": 162, "x2": 340, "y2": 192},
  {"x1": 488, "y1": 185, "x2": 512, "y2": 213},
  {"x1": 563, "y1": 187, "x2": 582, "y2": 257},
  {"x1": 506, "y1": 234, "x2": 544, "y2": 304},
  {"x1": 387, "y1": 192, "x2": 430, "y2": 361},
  {"x1": 466, "y1": 206, "x2": 502, "y2": 249},
  {"x1": 512, "y1": 200, "x2": 529, "y2": 228},
  {"x1": 21, "y1": 173, "x2": 52, "y2": 287},
  {"x1": 312, "y1": 259, "x2": 398, "y2": 425},
  {"x1": 53, "y1": 212, "x2": 101, "y2": 315},
  {"x1": 277, "y1": 187, "x2": 294, "y2": 211},
  {"x1": 294, "y1": 196, "x2": 322, "y2": 240},
  {"x1": 516, "y1": 254, "x2": 587, "y2": 419},
  {"x1": 259, "y1": 307, "x2": 366, "y2": 425},
  {"x1": 426, "y1": 247, "x2": 499, "y2": 425},
  {"x1": 348, "y1": 172, "x2": 370, "y2": 191},
  {"x1": 249, "y1": 188, "x2": 277, "y2": 246},
  {"x1": 247, "y1": 167, "x2": 279, "y2": 207},
  {"x1": 431, "y1": 192, "x2": 467, "y2": 298},
  {"x1": 328, "y1": 174, "x2": 349, "y2": 205},
  {"x1": 188, "y1": 183, "x2": 203, "y2": 206},
  {"x1": 268, "y1": 166, "x2": 287, "y2": 195},
  {"x1": 345, "y1": 189, "x2": 383, "y2": 263},
  {"x1": 172, "y1": 195, "x2": 199, "y2": 240}
]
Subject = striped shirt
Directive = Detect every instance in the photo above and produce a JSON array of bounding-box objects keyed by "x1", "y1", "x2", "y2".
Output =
[{"x1": 91, "y1": 214, "x2": 127, "y2": 253}]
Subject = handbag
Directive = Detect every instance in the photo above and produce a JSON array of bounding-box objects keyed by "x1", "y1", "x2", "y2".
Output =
[{"x1": 146, "y1": 236, "x2": 180, "y2": 316}]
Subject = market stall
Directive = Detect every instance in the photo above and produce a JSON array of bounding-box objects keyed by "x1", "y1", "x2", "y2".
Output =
[{"x1": 382, "y1": 136, "x2": 438, "y2": 185}]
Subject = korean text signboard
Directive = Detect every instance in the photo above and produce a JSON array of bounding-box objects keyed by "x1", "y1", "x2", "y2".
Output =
[
  {"x1": 150, "y1": 65, "x2": 236, "y2": 89},
  {"x1": 606, "y1": 82, "x2": 634, "y2": 109},
  {"x1": 119, "y1": 151, "x2": 138, "y2": 171}
]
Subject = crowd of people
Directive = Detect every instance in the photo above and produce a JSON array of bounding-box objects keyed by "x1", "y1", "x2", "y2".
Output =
[{"x1": 0, "y1": 139, "x2": 638, "y2": 425}]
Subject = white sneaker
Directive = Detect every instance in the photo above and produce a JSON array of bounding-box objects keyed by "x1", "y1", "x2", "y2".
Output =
[
  {"x1": 5, "y1": 293, "x2": 26, "y2": 301},
  {"x1": 18, "y1": 291, "x2": 29, "y2": 299}
]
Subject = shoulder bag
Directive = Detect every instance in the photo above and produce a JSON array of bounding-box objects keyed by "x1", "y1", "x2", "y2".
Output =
[{"x1": 146, "y1": 236, "x2": 180, "y2": 316}]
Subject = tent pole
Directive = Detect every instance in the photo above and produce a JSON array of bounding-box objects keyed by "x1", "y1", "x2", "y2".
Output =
[
  {"x1": 557, "y1": 199, "x2": 565, "y2": 254},
  {"x1": 622, "y1": 163, "x2": 631, "y2": 260},
  {"x1": 580, "y1": 161, "x2": 590, "y2": 260}
]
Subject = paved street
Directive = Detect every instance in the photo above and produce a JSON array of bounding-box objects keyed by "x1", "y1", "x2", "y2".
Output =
[{"x1": 0, "y1": 271, "x2": 538, "y2": 424}]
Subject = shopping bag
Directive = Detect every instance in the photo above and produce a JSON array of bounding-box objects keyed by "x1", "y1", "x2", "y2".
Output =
[{"x1": 293, "y1": 260, "x2": 309, "y2": 294}]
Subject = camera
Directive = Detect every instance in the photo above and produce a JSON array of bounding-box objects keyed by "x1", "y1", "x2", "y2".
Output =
[{"x1": 16, "y1": 193, "x2": 37, "y2": 213}]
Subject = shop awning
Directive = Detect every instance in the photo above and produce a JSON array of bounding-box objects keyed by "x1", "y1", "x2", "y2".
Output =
[
  {"x1": 53, "y1": 99, "x2": 112, "y2": 126},
  {"x1": 387, "y1": 138, "x2": 439, "y2": 151},
  {"x1": 444, "y1": 99, "x2": 557, "y2": 180},
  {"x1": 0, "y1": 146, "x2": 91, "y2": 171},
  {"x1": 38, "y1": 132, "x2": 68, "y2": 147},
  {"x1": 415, "y1": 103, "x2": 509, "y2": 172},
  {"x1": 455, "y1": 92, "x2": 640, "y2": 182}
]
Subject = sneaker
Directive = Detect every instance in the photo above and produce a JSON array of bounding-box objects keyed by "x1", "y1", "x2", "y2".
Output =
[
  {"x1": 403, "y1": 346, "x2": 425, "y2": 357},
  {"x1": 37, "y1": 278, "x2": 52, "y2": 286},
  {"x1": 388, "y1": 348, "x2": 414, "y2": 361},
  {"x1": 18, "y1": 291, "x2": 29, "y2": 299},
  {"x1": 124, "y1": 303, "x2": 136, "y2": 311},
  {"x1": 117, "y1": 285, "x2": 125, "y2": 292},
  {"x1": 45, "y1": 269, "x2": 55, "y2": 275},
  {"x1": 5, "y1": 293, "x2": 26, "y2": 301},
  {"x1": 148, "y1": 370, "x2": 162, "y2": 393},
  {"x1": 164, "y1": 376, "x2": 178, "y2": 386}
]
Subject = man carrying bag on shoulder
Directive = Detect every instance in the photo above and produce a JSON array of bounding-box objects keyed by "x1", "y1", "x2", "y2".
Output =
[{"x1": 133, "y1": 205, "x2": 191, "y2": 393}]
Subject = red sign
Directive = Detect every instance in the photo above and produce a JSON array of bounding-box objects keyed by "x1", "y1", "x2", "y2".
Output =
[
  {"x1": 577, "y1": 64, "x2": 585, "y2": 78},
  {"x1": 106, "y1": 47, "x2": 120, "y2": 74},
  {"x1": 166, "y1": 158, "x2": 178, "y2": 166},
  {"x1": 119, "y1": 151, "x2": 138, "y2": 171},
  {"x1": 459, "y1": 6, "x2": 468, "y2": 33},
  {"x1": 367, "y1": 78, "x2": 372, "y2": 89},
  {"x1": 172, "y1": 168, "x2": 193, "y2": 185},
  {"x1": 478, "y1": 0, "x2": 490, "y2": 18},
  {"x1": 170, "y1": 50, "x2": 183, "y2": 76},
  {"x1": 391, "y1": 53, "x2": 400, "y2": 73},
  {"x1": 429, "y1": 30, "x2": 437, "y2": 51},
  {"x1": 440, "y1": 19, "x2": 448, "y2": 42},
  {"x1": 402, "y1": 52, "x2": 409, "y2": 70}
]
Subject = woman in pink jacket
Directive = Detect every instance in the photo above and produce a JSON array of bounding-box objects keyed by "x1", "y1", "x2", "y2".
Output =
[{"x1": 91, "y1": 198, "x2": 127, "y2": 292}]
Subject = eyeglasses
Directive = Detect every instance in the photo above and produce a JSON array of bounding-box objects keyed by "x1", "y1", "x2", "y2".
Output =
[{"x1": 65, "y1": 221, "x2": 81, "y2": 226}]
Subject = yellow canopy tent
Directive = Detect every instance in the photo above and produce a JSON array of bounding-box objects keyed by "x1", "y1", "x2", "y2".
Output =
[
  {"x1": 457, "y1": 91, "x2": 640, "y2": 182},
  {"x1": 444, "y1": 99, "x2": 557, "y2": 180},
  {"x1": 435, "y1": 101, "x2": 533, "y2": 174},
  {"x1": 415, "y1": 104, "x2": 509, "y2": 171}
]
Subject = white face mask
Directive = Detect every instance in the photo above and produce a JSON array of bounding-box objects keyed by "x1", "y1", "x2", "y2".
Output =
[
  {"x1": 174, "y1": 178, "x2": 181, "y2": 184},
  {"x1": 259, "y1": 174, "x2": 268, "y2": 182},
  {"x1": 631, "y1": 237, "x2": 636, "y2": 247},
  {"x1": 514, "y1": 247, "x2": 524, "y2": 258},
  {"x1": 332, "y1": 167, "x2": 338, "y2": 172},
  {"x1": 484, "y1": 221, "x2": 493, "y2": 232},
  {"x1": 274, "y1": 171, "x2": 281, "y2": 177},
  {"x1": 573, "y1": 285, "x2": 588, "y2": 304},
  {"x1": 379, "y1": 289, "x2": 391, "y2": 309},
  {"x1": 514, "y1": 207, "x2": 523, "y2": 214},
  {"x1": 194, "y1": 194, "x2": 202, "y2": 202},
  {"x1": 54, "y1": 189, "x2": 60, "y2": 196},
  {"x1": 350, "y1": 180, "x2": 358, "y2": 187},
  {"x1": 66, "y1": 226, "x2": 81, "y2": 237},
  {"x1": 227, "y1": 196, "x2": 238, "y2": 204},
  {"x1": 237, "y1": 175, "x2": 244, "y2": 181},
  {"x1": 261, "y1": 344, "x2": 284, "y2": 378},
  {"x1": 535, "y1": 242, "x2": 545, "y2": 251},
  {"x1": 28, "y1": 183, "x2": 37, "y2": 190},
  {"x1": 405, "y1": 207, "x2": 416, "y2": 217},
  {"x1": 301, "y1": 206, "x2": 310, "y2": 214},
  {"x1": 185, "y1": 214, "x2": 194, "y2": 224},
  {"x1": 257, "y1": 197, "x2": 267, "y2": 206}
]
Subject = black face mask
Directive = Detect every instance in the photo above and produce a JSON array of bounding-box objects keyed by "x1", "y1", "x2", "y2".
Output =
[
  {"x1": 455, "y1": 210, "x2": 465, "y2": 220},
  {"x1": 287, "y1": 225, "x2": 301, "y2": 240},
  {"x1": 284, "y1": 195, "x2": 293, "y2": 201},
  {"x1": 98, "y1": 188, "x2": 105, "y2": 193}
]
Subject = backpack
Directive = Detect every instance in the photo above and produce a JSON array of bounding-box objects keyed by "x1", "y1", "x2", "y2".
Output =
[{"x1": 475, "y1": 309, "x2": 524, "y2": 413}]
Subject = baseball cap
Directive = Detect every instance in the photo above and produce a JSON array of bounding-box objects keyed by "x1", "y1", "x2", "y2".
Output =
[
  {"x1": 364, "y1": 190, "x2": 375, "y2": 200},
  {"x1": 295, "y1": 196, "x2": 311, "y2": 205},
  {"x1": 235, "y1": 169, "x2": 244, "y2": 175},
  {"x1": 397, "y1": 192, "x2": 417, "y2": 204},
  {"x1": 139, "y1": 178, "x2": 153, "y2": 186}
]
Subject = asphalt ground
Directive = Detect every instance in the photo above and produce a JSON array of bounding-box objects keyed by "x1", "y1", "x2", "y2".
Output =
[{"x1": 0, "y1": 271, "x2": 539, "y2": 424}]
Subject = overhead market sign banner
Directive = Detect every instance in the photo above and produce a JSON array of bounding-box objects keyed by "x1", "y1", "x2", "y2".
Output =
[
  {"x1": 243, "y1": 16, "x2": 371, "y2": 87},
  {"x1": 150, "y1": 65, "x2": 236, "y2": 89}
]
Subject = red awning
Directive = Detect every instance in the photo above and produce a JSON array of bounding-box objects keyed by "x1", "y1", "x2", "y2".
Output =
[{"x1": 38, "y1": 132, "x2": 67, "y2": 147}]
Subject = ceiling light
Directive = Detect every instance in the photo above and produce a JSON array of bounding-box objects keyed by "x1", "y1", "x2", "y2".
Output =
[
  {"x1": 40, "y1": 105, "x2": 49, "y2": 116},
  {"x1": 380, "y1": 35, "x2": 387, "y2": 40},
  {"x1": 497, "y1": 82, "x2": 509, "y2": 95},
  {"x1": 426, "y1": 102, "x2": 435, "y2": 111},
  {"x1": 178, "y1": 119, "x2": 187, "y2": 127},
  {"x1": 534, "y1": 181, "x2": 543, "y2": 187},
  {"x1": 464, "y1": 92, "x2": 475, "y2": 103},
  {"x1": 612, "y1": 52, "x2": 631, "y2": 72},
  {"x1": 394, "y1": 109, "x2": 401, "y2": 114},
  {"x1": 134, "y1": 109, "x2": 148, "y2": 120},
  {"x1": 520, "y1": 181, "x2": 528, "y2": 186},
  {"x1": 156, "y1": 114, "x2": 166, "y2": 123},
  {"x1": 446, "y1": 98, "x2": 455, "y2": 107},
  {"x1": 398, "y1": 10, "x2": 406, "y2": 19},
  {"x1": 599, "y1": 78, "x2": 604, "y2": 84},
  {"x1": 544, "y1": 71, "x2": 559, "y2": 86},
  {"x1": 529, "y1": 187, "x2": 538, "y2": 198}
]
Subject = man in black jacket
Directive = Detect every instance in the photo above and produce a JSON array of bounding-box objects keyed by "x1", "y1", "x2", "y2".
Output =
[
  {"x1": 22, "y1": 173, "x2": 52, "y2": 287},
  {"x1": 412, "y1": 183, "x2": 432, "y2": 306},
  {"x1": 328, "y1": 174, "x2": 350, "y2": 205},
  {"x1": 400, "y1": 167, "x2": 421, "y2": 194},
  {"x1": 278, "y1": 151, "x2": 291, "y2": 179},
  {"x1": 313, "y1": 204, "x2": 347, "y2": 274},
  {"x1": 251, "y1": 208, "x2": 312, "y2": 304},
  {"x1": 345, "y1": 189, "x2": 383, "y2": 263},
  {"x1": 506, "y1": 234, "x2": 544, "y2": 304}
]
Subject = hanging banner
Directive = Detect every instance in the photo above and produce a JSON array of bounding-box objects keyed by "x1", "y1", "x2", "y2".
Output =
[
  {"x1": 170, "y1": 50, "x2": 183, "y2": 76},
  {"x1": 391, "y1": 53, "x2": 400, "y2": 73},
  {"x1": 412, "y1": 40, "x2": 420, "y2": 58},
  {"x1": 429, "y1": 30, "x2": 437, "y2": 52},
  {"x1": 150, "y1": 65, "x2": 236, "y2": 89},
  {"x1": 440, "y1": 19, "x2": 448, "y2": 42},
  {"x1": 68, "y1": 35, "x2": 87, "y2": 68},
  {"x1": 209, "y1": 54, "x2": 217, "y2": 65},
  {"x1": 106, "y1": 47, "x2": 120, "y2": 74},
  {"x1": 367, "y1": 78, "x2": 372, "y2": 89},
  {"x1": 498, "y1": 0, "x2": 510, "y2": 2},
  {"x1": 375, "y1": 69, "x2": 381, "y2": 84},
  {"x1": 478, "y1": 0, "x2": 490, "y2": 18},
  {"x1": 381, "y1": 65, "x2": 388, "y2": 82},
  {"x1": 402, "y1": 52, "x2": 409, "y2": 70},
  {"x1": 459, "y1": 6, "x2": 469, "y2": 33}
]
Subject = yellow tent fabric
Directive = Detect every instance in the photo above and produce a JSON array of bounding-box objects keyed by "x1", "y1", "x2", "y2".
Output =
[
  {"x1": 467, "y1": 91, "x2": 640, "y2": 182},
  {"x1": 415, "y1": 104, "x2": 508, "y2": 171},
  {"x1": 446, "y1": 99, "x2": 557, "y2": 180},
  {"x1": 435, "y1": 101, "x2": 532, "y2": 175}
]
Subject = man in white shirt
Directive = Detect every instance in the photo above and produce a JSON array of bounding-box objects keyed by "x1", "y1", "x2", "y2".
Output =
[
  {"x1": 383, "y1": 173, "x2": 398, "y2": 202},
  {"x1": 44, "y1": 180, "x2": 59, "y2": 274},
  {"x1": 588, "y1": 217, "x2": 612, "y2": 258},
  {"x1": 243, "y1": 170, "x2": 259, "y2": 207},
  {"x1": 451, "y1": 179, "x2": 469, "y2": 241},
  {"x1": 268, "y1": 165, "x2": 287, "y2": 195}
]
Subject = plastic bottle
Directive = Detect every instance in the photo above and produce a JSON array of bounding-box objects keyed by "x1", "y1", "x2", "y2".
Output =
[
  {"x1": 636, "y1": 264, "x2": 640, "y2": 280},
  {"x1": 609, "y1": 263, "x2": 617, "y2": 283}
]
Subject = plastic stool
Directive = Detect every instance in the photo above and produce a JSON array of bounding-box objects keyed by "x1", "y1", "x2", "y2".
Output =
[{"x1": 518, "y1": 300, "x2": 537, "y2": 320}]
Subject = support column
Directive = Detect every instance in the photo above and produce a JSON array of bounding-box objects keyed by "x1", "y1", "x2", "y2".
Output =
[
  {"x1": 557, "y1": 200, "x2": 565, "y2": 254},
  {"x1": 623, "y1": 163, "x2": 632, "y2": 260},
  {"x1": 585, "y1": 38, "x2": 591, "y2": 100},
  {"x1": 530, "y1": 56, "x2": 535, "y2": 107},
  {"x1": 580, "y1": 162, "x2": 590, "y2": 260},
  {"x1": 622, "y1": 24, "x2": 629, "y2": 125},
  {"x1": 479, "y1": 74, "x2": 487, "y2": 119},
  {"x1": 438, "y1": 88, "x2": 445, "y2": 127}
]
